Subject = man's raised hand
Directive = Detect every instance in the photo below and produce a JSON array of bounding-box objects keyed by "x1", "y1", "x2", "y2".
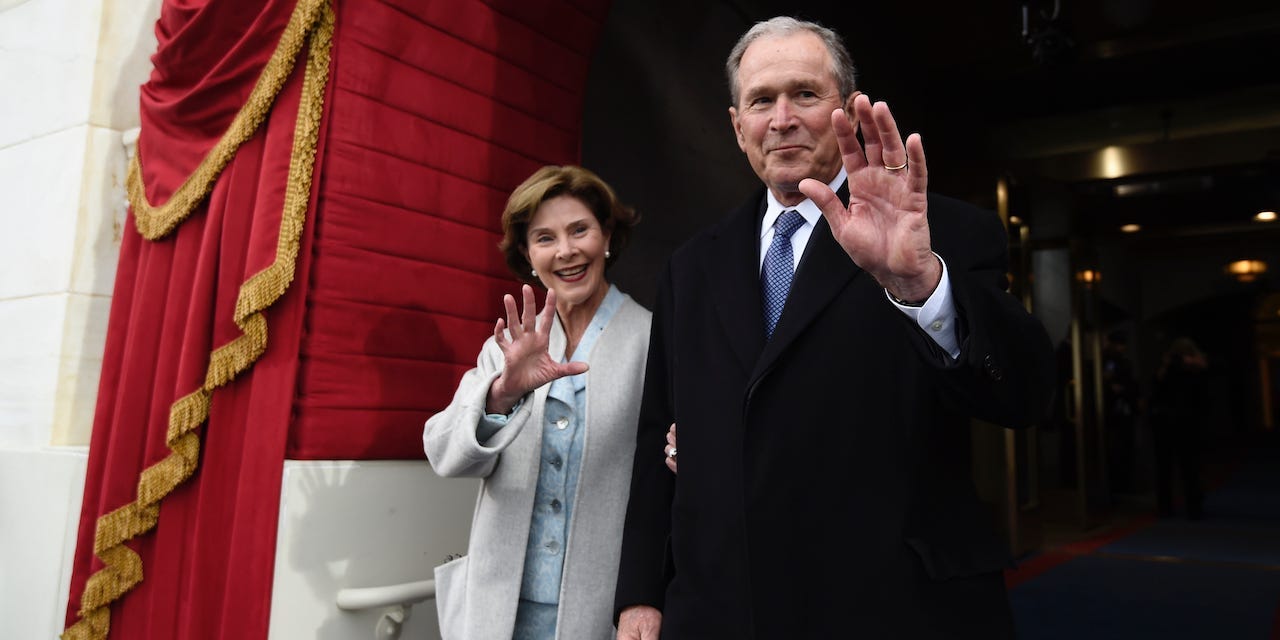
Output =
[{"x1": 799, "y1": 94, "x2": 940, "y2": 303}]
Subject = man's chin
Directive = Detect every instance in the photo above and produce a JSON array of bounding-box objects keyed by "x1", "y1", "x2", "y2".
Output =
[{"x1": 765, "y1": 180, "x2": 809, "y2": 205}]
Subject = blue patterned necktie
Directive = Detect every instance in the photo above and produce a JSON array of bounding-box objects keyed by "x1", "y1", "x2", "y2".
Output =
[{"x1": 761, "y1": 210, "x2": 805, "y2": 340}]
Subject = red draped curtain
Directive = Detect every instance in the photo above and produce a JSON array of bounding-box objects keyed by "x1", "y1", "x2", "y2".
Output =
[{"x1": 64, "y1": 0, "x2": 609, "y2": 638}]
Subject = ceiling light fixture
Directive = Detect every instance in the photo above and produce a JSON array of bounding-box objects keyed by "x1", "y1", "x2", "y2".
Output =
[
  {"x1": 1256, "y1": 210, "x2": 1277, "y2": 222},
  {"x1": 1119, "y1": 224, "x2": 1140, "y2": 233},
  {"x1": 1225, "y1": 260, "x2": 1267, "y2": 282}
]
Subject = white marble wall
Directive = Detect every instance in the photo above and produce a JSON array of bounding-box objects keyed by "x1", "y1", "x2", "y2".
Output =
[
  {"x1": 0, "y1": 447, "x2": 88, "y2": 639},
  {"x1": 0, "y1": 0, "x2": 158, "y2": 449},
  {"x1": 269, "y1": 461, "x2": 480, "y2": 640},
  {"x1": 0, "y1": 0, "x2": 159, "y2": 636}
]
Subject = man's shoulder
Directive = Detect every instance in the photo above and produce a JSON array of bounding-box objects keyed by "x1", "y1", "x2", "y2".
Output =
[
  {"x1": 927, "y1": 192, "x2": 990, "y2": 217},
  {"x1": 669, "y1": 189, "x2": 765, "y2": 262},
  {"x1": 927, "y1": 192, "x2": 1002, "y2": 234}
]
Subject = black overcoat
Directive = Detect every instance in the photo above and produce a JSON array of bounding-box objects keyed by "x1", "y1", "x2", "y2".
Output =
[{"x1": 615, "y1": 185, "x2": 1055, "y2": 639}]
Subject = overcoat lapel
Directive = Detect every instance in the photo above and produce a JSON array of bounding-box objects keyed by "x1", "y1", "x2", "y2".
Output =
[{"x1": 705, "y1": 195, "x2": 768, "y2": 375}]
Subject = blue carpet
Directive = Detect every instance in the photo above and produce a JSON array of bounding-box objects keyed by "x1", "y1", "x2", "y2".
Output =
[
  {"x1": 1010, "y1": 555, "x2": 1280, "y2": 639},
  {"x1": 1012, "y1": 446, "x2": 1280, "y2": 639},
  {"x1": 1100, "y1": 519, "x2": 1280, "y2": 567},
  {"x1": 1202, "y1": 463, "x2": 1280, "y2": 524}
]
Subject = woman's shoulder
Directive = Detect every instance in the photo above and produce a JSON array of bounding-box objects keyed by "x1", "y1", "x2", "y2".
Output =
[{"x1": 613, "y1": 290, "x2": 653, "y2": 323}]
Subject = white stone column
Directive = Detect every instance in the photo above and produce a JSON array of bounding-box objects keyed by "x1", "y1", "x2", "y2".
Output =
[{"x1": 0, "y1": 0, "x2": 159, "y2": 636}]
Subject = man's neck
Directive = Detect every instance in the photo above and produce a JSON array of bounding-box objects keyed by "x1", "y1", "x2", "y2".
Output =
[
  {"x1": 766, "y1": 168, "x2": 847, "y2": 209},
  {"x1": 768, "y1": 186, "x2": 807, "y2": 208}
]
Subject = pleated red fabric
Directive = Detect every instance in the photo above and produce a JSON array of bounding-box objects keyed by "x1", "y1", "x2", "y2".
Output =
[
  {"x1": 288, "y1": 0, "x2": 609, "y2": 459},
  {"x1": 66, "y1": 0, "x2": 608, "y2": 637}
]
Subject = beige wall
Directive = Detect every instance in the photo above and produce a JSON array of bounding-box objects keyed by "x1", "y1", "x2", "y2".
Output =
[{"x1": 0, "y1": 0, "x2": 158, "y2": 636}]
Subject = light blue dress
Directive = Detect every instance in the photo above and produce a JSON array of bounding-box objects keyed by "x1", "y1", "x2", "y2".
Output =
[{"x1": 476, "y1": 286, "x2": 624, "y2": 640}]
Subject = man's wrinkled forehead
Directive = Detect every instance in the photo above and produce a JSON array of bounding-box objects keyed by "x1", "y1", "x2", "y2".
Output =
[{"x1": 734, "y1": 32, "x2": 836, "y2": 100}]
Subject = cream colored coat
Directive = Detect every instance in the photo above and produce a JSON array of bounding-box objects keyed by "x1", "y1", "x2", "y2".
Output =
[{"x1": 424, "y1": 294, "x2": 650, "y2": 640}]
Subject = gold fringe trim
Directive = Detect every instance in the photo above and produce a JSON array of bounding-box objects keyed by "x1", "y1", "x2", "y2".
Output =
[
  {"x1": 62, "y1": 3, "x2": 334, "y2": 639},
  {"x1": 127, "y1": 0, "x2": 327, "y2": 241}
]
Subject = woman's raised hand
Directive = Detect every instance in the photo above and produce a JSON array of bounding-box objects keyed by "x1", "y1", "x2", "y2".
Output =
[{"x1": 485, "y1": 285, "x2": 589, "y2": 413}]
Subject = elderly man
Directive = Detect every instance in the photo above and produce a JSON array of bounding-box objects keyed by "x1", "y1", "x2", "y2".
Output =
[{"x1": 614, "y1": 16, "x2": 1054, "y2": 639}]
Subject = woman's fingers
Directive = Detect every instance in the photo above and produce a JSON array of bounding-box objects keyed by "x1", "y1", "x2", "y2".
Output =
[
  {"x1": 520, "y1": 284, "x2": 537, "y2": 331},
  {"x1": 538, "y1": 288, "x2": 558, "y2": 336},
  {"x1": 494, "y1": 318, "x2": 508, "y2": 348},
  {"x1": 503, "y1": 293, "x2": 521, "y2": 338}
]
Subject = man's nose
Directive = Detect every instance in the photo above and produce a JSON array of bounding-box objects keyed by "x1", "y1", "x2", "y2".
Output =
[{"x1": 770, "y1": 96, "x2": 796, "y2": 130}]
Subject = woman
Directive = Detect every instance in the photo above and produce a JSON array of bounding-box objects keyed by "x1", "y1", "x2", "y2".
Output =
[{"x1": 424, "y1": 165, "x2": 649, "y2": 639}]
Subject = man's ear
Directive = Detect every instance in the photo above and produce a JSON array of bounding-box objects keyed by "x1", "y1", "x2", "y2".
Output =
[
  {"x1": 843, "y1": 90, "x2": 862, "y2": 122},
  {"x1": 728, "y1": 106, "x2": 746, "y2": 151}
]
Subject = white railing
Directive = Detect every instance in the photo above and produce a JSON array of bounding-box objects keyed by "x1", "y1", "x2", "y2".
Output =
[{"x1": 335, "y1": 579, "x2": 435, "y2": 640}]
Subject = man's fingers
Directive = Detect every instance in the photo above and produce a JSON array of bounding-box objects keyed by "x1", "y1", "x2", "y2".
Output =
[
  {"x1": 873, "y1": 101, "x2": 907, "y2": 170},
  {"x1": 618, "y1": 606, "x2": 662, "y2": 640},
  {"x1": 830, "y1": 109, "x2": 867, "y2": 172},
  {"x1": 799, "y1": 178, "x2": 845, "y2": 225},
  {"x1": 852, "y1": 94, "x2": 883, "y2": 167},
  {"x1": 905, "y1": 132, "x2": 928, "y2": 193}
]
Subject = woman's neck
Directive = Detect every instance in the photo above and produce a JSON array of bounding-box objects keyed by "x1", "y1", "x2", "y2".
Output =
[{"x1": 555, "y1": 284, "x2": 609, "y2": 358}]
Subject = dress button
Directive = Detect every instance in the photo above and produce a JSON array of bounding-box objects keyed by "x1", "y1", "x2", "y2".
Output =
[
  {"x1": 930, "y1": 320, "x2": 944, "y2": 331},
  {"x1": 555, "y1": 417, "x2": 569, "y2": 430},
  {"x1": 550, "y1": 457, "x2": 563, "y2": 470},
  {"x1": 545, "y1": 540, "x2": 560, "y2": 554},
  {"x1": 550, "y1": 499, "x2": 562, "y2": 512}
]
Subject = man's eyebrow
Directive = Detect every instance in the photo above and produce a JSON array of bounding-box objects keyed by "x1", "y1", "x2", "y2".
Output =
[{"x1": 744, "y1": 78, "x2": 822, "y2": 98}]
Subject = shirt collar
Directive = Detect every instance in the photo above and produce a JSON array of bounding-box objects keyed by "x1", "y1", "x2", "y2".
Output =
[
  {"x1": 551, "y1": 284, "x2": 623, "y2": 397},
  {"x1": 760, "y1": 167, "x2": 847, "y2": 238}
]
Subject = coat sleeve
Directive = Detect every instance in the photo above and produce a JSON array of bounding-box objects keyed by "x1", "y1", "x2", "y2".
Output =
[
  {"x1": 423, "y1": 336, "x2": 537, "y2": 478},
  {"x1": 915, "y1": 201, "x2": 1056, "y2": 428},
  {"x1": 614, "y1": 263, "x2": 678, "y2": 619}
]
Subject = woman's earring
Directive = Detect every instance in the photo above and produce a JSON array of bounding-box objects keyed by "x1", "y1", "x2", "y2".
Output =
[
  {"x1": 605, "y1": 250, "x2": 612, "y2": 259},
  {"x1": 530, "y1": 269, "x2": 537, "y2": 277}
]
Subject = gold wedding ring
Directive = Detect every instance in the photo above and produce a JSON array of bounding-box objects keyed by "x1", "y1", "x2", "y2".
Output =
[{"x1": 884, "y1": 160, "x2": 908, "y2": 171}]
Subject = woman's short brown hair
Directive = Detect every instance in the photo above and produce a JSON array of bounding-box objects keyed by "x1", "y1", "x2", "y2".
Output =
[{"x1": 499, "y1": 165, "x2": 639, "y2": 284}]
